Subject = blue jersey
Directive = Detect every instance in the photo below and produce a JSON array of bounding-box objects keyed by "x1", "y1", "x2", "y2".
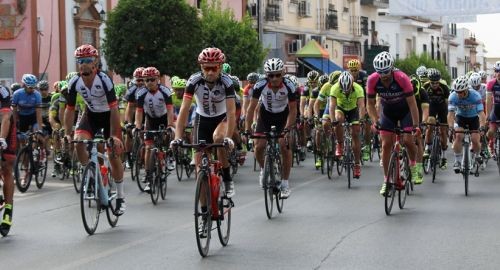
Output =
[
  {"x1": 448, "y1": 89, "x2": 483, "y2": 118},
  {"x1": 12, "y1": 89, "x2": 42, "y2": 116}
]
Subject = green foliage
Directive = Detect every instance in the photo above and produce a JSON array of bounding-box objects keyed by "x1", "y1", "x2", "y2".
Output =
[
  {"x1": 103, "y1": 0, "x2": 203, "y2": 78},
  {"x1": 395, "y1": 53, "x2": 451, "y2": 84},
  {"x1": 200, "y1": 0, "x2": 267, "y2": 79}
]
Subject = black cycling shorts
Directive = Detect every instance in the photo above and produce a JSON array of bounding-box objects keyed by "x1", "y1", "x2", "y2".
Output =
[
  {"x1": 193, "y1": 113, "x2": 226, "y2": 144},
  {"x1": 255, "y1": 106, "x2": 289, "y2": 134},
  {"x1": 75, "y1": 110, "x2": 111, "y2": 139}
]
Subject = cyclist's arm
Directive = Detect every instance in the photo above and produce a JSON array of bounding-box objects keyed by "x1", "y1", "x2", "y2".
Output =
[
  {"x1": 36, "y1": 107, "x2": 43, "y2": 130},
  {"x1": 245, "y1": 98, "x2": 258, "y2": 131},
  {"x1": 0, "y1": 99, "x2": 12, "y2": 139},
  {"x1": 421, "y1": 103, "x2": 429, "y2": 124},
  {"x1": 299, "y1": 96, "x2": 307, "y2": 116},
  {"x1": 307, "y1": 98, "x2": 315, "y2": 119},
  {"x1": 313, "y1": 98, "x2": 321, "y2": 118},
  {"x1": 134, "y1": 108, "x2": 144, "y2": 129},
  {"x1": 166, "y1": 95, "x2": 174, "y2": 127},
  {"x1": 329, "y1": 97, "x2": 337, "y2": 122},
  {"x1": 110, "y1": 107, "x2": 121, "y2": 139},
  {"x1": 447, "y1": 99, "x2": 456, "y2": 127},
  {"x1": 406, "y1": 95, "x2": 420, "y2": 127},
  {"x1": 366, "y1": 97, "x2": 378, "y2": 124},
  {"x1": 174, "y1": 96, "x2": 192, "y2": 140},
  {"x1": 357, "y1": 97, "x2": 365, "y2": 119},
  {"x1": 286, "y1": 100, "x2": 297, "y2": 130},
  {"x1": 49, "y1": 111, "x2": 60, "y2": 130},
  {"x1": 225, "y1": 97, "x2": 236, "y2": 138},
  {"x1": 125, "y1": 102, "x2": 135, "y2": 124},
  {"x1": 486, "y1": 92, "x2": 493, "y2": 118}
]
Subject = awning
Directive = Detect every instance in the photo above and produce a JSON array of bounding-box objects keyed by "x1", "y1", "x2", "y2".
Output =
[{"x1": 298, "y1": 57, "x2": 343, "y2": 74}]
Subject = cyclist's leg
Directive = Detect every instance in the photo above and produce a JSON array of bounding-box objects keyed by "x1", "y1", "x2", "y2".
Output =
[
  {"x1": 334, "y1": 109, "x2": 345, "y2": 156},
  {"x1": 453, "y1": 116, "x2": 466, "y2": 171},
  {"x1": 348, "y1": 109, "x2": 361, "y2": 164},
  {"x1": 0, "y1": 120, "x2": 17, "y2": 233}
]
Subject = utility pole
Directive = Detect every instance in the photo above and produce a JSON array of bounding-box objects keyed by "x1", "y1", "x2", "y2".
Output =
[{"x1": 258, "y1": 0, "x2": 263, "y2": 41}]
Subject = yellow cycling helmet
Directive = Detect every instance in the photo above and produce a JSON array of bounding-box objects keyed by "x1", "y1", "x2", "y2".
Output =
[
  {"x1": 328, "y1": 71, "x2": 342, "y2": 84},
  {"x1": 347, "y1": 59, "x2": 361, "y2": 71}
]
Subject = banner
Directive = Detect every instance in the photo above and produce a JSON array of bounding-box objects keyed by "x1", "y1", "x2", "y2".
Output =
[
  {"x1": 389, "y1": 0, "x2": 500, "y2": 16},
  {"x1": 441, "y1": 15, "x2": 477, "y2": 23}
]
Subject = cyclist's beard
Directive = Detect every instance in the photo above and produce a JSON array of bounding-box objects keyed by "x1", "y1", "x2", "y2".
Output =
[{"x1": 81, "y1": 66, "x2": 96, "y2": 77}]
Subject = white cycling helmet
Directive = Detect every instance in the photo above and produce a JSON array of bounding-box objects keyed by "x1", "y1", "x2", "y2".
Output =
[
  {"x1": 478, "y1": 70, "x2": 487, "y2": 79},
  {"x1": 468, "y1": 73, "x2": 481, "y2": 88},
  {"x1": 373, "y1": 51, "x2": 394, "y2": 73},
  {"x1": 339, "y1": 71, "x2": 353, "y2": 94},
  {"x1": 264, "y1": 58, "x2": 284, "y2": 73},
  {"x1": 416, "y1": 66, "x2": 427, "y2": 77},
  {"x1": 454, "y1": 76, "x2": 469, "y2": 92},
  {"x1": 494, "y1": 61, "x2": 500, "y2": 71},
  {"x1": 287, "y1": 75, "x2": 299, "y2": 87}
]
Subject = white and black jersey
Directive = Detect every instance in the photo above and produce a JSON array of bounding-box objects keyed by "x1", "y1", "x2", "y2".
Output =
[
  {"x1": 185, "y1": 72, "x2": 235, "y2": 117},
  {"x1": 252, "y1": 78, "x2": 296, "y2": 113},
  {"x1": 67, "y1": 72, "x2": 117, "y2": 113},
  {"x1": 136, "y1": 85, "x2": 173, "y2": 118}
]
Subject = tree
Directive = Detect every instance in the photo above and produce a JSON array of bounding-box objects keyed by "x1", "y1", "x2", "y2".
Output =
[
  {"x1": 103, "y1": 0, "x2": 203, "y2": 78},
  {"x1": 395, "y1": 53, "x2": 452, "y2": 84},
  {"x1": 200, "y1": 0, "x2": 267, "y2": 79}
]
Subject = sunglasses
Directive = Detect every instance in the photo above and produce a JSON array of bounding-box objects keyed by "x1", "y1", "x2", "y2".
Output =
[
  {"x1": 145, "y1": 78, "x2": 156, "y2": 82},
  {"x1": 457, "y1": 91, "x2": 467, "y2": 95},
  {"x1": 349, "y1": 69, "x2": 359, "y2": 73},
  {"x1": 377, "y1": 69, "x2": 392, "y2": 76},
  {"x1": 267, "y1": 73, "x2": 282, "y2": 78},
  {"x1": 135, "y1": 79, "x2": 144, "y2": 83},
  {"x1": 430, "y1": 81, "x2": 440, "y2": 85},
  {"x1": 495, "y1": 69, "x2": 500, "y2": 73},
  {"x1": 76, "y1": 57, "x2": 95, "y2": 64},
  {"x1": 202, "y1": 66, "x2": 220, "y2": 72}
]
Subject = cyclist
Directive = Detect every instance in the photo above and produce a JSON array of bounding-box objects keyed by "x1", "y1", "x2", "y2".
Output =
[
  {"x1": 486, "y1": 62, "x2": 500, "y2": 159},
  {"x1": 366, "y1": 52, "x2": 421, "y2": 195},
  {"x1": 479, "y1": 70, "x2": 488, "y2": 84},
  {"x1": 115, "y1": 83, "x2": 127, "y2": 123},
  {"x1": 134, "y1": 67, "x2": 174, "y2": 192},
  {"x1": 12, "y1": 74, "x2": 44, "y2": 139},
  {"x1": 49, "y1": 86, "x2": 64, "y2": 177},
  {"x1": 310, "y1": 74, "x2": 331, "y2": 168},
  {"x1": 10, "y1": 82, "x2": 21, "y2": 93},
  {"x1": 329, "y1": 71, "x2": 365, "y2": 178},
  {"x1": 422, "y1": 68, "x2": 449, "y2": 172},
  {"x1": 172, "y1": 47, "x2": 236, "y2": 198},
  {"x1": 245, "y1": 58, "x2": 296, "y2": 198},
  {"x1": 0, "y1": 84, "x2": 17, "y2": 236},
  {"x1": 243, "y1": 72, "x2": 260, "y2": 116},
  {"x1": 38, "y1": 80, "x2": 53, "y2": 156},
  {"x1": 416, "y1": 65, "x2": 429, "y2": 85},
  {"x1": 124, "y1": 67, "x2": 146, "y2": 167},
  {"x1": 448, "y1": 76, "x2": 486, "y2": 173},
  {"x1": 64, "y1": 44, "x2": 126, "y2": 215}
]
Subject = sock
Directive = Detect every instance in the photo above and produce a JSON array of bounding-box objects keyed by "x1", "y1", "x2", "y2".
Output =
[
  {"x1": 116, "y1": 181, "x2": 125, "y2": 199},
  {"x1": 222, "y1": 167, "x2": 231, "y2": 182},
  {"x1": 455, "y1": 153, "x2": 463, "y2": 163},
  {"x1": 384, "y1": 175, "x2": 388, "y2": 182},
  {"x1": 410, "y1": 160, "x2": 416, "y2": 166},
  {"x1": 416, "y1": 162, "x2": 422, "y2": 169},
  {"x1": 201, "y1": 206, "x2": 207, "y2": 213}
]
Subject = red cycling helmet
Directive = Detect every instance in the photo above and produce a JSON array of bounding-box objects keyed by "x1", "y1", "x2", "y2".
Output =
[
  {"x1": 74, "y1": 44, "x2": 98, "y2": 58},
  {"x1": 198, "y1": 47, "x2": 225, "y2": 64},
  {"x1": 142, "y1": 67, "x2": 160, "y2": 77},
  {"x1": 133, "y1": 67, "x2": 145, "y2": 78}
]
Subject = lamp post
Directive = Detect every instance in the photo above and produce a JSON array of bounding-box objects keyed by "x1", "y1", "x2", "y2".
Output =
[
  {"x1": 99, "y1": 9, "x2": 106, "y2": 21},
  {"x1": 72, "y1": 2, "x2": 80, "y2": 16}
]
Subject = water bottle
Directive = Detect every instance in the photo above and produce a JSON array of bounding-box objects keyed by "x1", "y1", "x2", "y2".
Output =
[
  {"x1": 210, "y1": 173, "x2": 220, "y2": 218},
  {"x1": 99, "y1": 165, "x2": 109, "y2": 206}
]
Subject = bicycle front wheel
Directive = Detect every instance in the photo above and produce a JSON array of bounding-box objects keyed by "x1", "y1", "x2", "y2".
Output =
[
  {"x1": 80, "y1": 163, "x2": 101, "y2": 235},
  {"x1": 134, "y1": 143, "x2": 147, "y2": 192},
  {"x1": 463, "y1": 144, "x2": 470, "y2": 196},
  {"x1": 175, "y1": 149, "x2": 184, "y2": 181},
  {"x1": 398, "y1": 150, "x2": 410, "y2": 209},
  {"x1": 274, "y1": 154, "x2": 284, "y2": 213},
  {"x1": 35, "y1": 148, "x2": 48, "y2": 189},
  {"x1": 194, "y1": 170, "x2": 212, "y2": 257},
  {"x1": 106, "y1": 174, "x2": 119, "y2": 227},
  {"x1": 149, "y1": 150, "x2": 160, "y2": 205},
  {"x1": 385, "y1": 152, "x2": 398, "y2": 215},
  {"x1": 217, "y1": 194, "x2": 232, "y2": 246},
  {"x1": 263, "y1": 154, "x2": 274, "y2": 219},
  {"x1": 15, "y1": 147, "x2": 33, "y2": 193}
]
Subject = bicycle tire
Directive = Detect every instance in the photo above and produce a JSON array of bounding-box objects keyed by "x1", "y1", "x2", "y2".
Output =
[
  {"x1": 217, "y1": 194, "x2": 231, "y2": 246},
  {"x1": 399, "y1": 150, "x2": 410, "y2": 209},
  {"x1": 194, "y1": 170, "x2": 211, "y2": 257},
  {"x1": 463, "y1": 143, "x2": 469, "y2": 196},
  {"x1": 496, "y1": 136, "x2": 500, "y2": 175},
  {"x1": 175, "y1": 149, "x2": 184, "y2": 181},
  {"x1": 15, "y1": 147, "x2": 33, "y2": 193},
  {"x1": 130, "y1": 134, "x2": 141, "y2": 181},
  {"x1": 80, "y1": 162, "x2": 100, "y2": 235},
  {"x1": 35, "y1": 148, "x2": 48, "y2": 189},
  {"x1": 149, "y1": 150, "x2": 160, "y2": 205},
  {"x1": 344, "y1": 142, "x2": 352, "y2": 189},
  {"x1": 431, "y1": 137, "x2": 440, "y2": 183},
  {"x1": 385, "y1": 152, "x2": 398, "y2": 215},
  {"x1": 274, "y1": 154, "x2": 284, "y2": 213},
  {"x1": 72, "y1": 148, "x2": 82, "y2": 193},
  {"x1": 106, "y1": 172, "x2": 119, "y2": 227},
  {"x1": 160, "y1": 156, "x2": 168, "y2": 200},
  {"x1": 263, "y1": 154, "x2": 274, "y2": 219},
  {"x1": 134, "y1": 143, "x2": 147, "y2": 192}
]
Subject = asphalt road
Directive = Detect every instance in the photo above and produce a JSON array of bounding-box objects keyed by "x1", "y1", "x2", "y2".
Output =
[{"x1": 2, "y1": 152, "x2": 500, "y2": 270}]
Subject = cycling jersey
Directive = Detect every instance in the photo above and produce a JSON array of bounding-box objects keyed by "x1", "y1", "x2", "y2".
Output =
[
  {"x1": 40, "y1": 93, "x2": 52, "y2": 119},
  {"x1": 0, "y1": 86, "x2": 16, "y2": 158},
  {"x1": 252, "y1": 78, "x2": 296, "y2": 113},
  {"x1": 67, "y1": 72, "x2": 117, "y2": 113},
  {"x1": 59, "y1": 93, "x2": 86, "y2": 112},
  {"x1": 12, "y1": 89, "x2": 42, "y2": 116},
  {"x1": 136, "y1": 85, "x2": 173, "y2": 118},
  {"x1": 317, "y1": 82, "x2": 332, "y2": 102},
  {"x1": 49, "y1": 93, "x2": 61, "y2": 122},
  {"x1": 354, "y1": 70, "x2": 368, "y2": 90},
  {"x1": 448, "y1": 89, "x2": 483, "y2": 118},
  {"x1": 330, "y1": 82, "x2": 364, "y2": 111},
  {"x1": 172, "y1": 95, "x2": 183, "y2": 110},
  {"x1": 242, "y1": 84, "x2": 253, "y2": 98},
  {"x1": 124, "y1": 83, "x2": 145, "y2": 104},
  {"x1": 423, "y1": 81, "x2": 450, "y2": 105},
  {"x1": 486, "y1": 79, "x2": 500, "y2": 104},
  {"x1": 367, "y1": 70, "x2": 414, "y2": 117},
  {"x1": 185, "y1": 72, "x2": 235, "y2": 118}
]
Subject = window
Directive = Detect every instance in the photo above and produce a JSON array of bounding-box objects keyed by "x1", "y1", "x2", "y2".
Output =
[
  {"x1": 0, "y1": 49, "x2": 15, "y2": 88},
  {"x1": 361, "y1": 16, "x2": 369, "y2": 35},
  {"x1": 423, "y1": 44, "x2": 427, "y2": 53},
  {"x1": 431, "y1": 36, "x2": 434, "y2": 60},
  {"x1": 197, "y1": 0, "x2": 202, "y2": 9},
  {"x1": 326, "y1": 10, "x2": 338, "y2": 29}
]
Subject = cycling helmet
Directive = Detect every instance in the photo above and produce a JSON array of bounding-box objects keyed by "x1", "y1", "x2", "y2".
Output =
[
  {"x1": 328, "y1": 71, "x2": 342, "y2": 84},
  {"x1": 306, "y1": 70, "x2": 320, "y2": 82},
  {"x1": 478, "y1": 70, "x2": 487, "y2": 79},
  {"x1": 172, "y1": 78, "x2": 187, "y2": 89},
  {"x1": 22, "y1": 74, "x2": 38, "y2": 87},
  {"x1": 465, "y1": 70, "x2": 474, "y2": 79},
  {"x1": 454, "y1": 76, "x2": 469, "y2": 92},
  {"x1": 347, "y1": 59, "x2": 361, "y2": 70},
  {"x1": 246, "y1": 72, "x2": 260, "y2": 84},
  {"x1": 142, "y1": 67, "x2": 160, "y2": 77},
  {"x1": 198, "y1": 47, "x2": 225, "y2": 64},
  {"x1": 416, "y1": 66, "x2": 427, "y2": 77},
  {"x1": 10, "y1": 82, "x2": 21, "y2": 92},
  {"x1": 74, "y1": 44, "x2": 98, "y2": 58},
  {"x1": 133, "y1": 67, "x2": 145, "y2": 78},
  {"x1": 264, "y1": 58, "x2": 284, "y2": 73},
  {"x1": 230, "y1": 75, "x2": 241, "y2": 89},
  {"x1": 114, "y1": 84, "x2": 127, "y2": 97},
  {"x1": 427, "y1": 68, "x2": 441, "y2": 82},
  {"x1": 318, "y1": 74, "x2": 329, "y2": 86},
  {"x1": 58, "y1": 80, "x2": 68, "y2": 91},
  {"x1": 468, "y1": 73, "x2": 481, "y2": 88},
  {"x1": 37, "y1": 80, "x2": 49, "y2": 90},
  {"x1": 222, "y1": 63, "x2": 232, "y2": 74},
  {"x1": 66, "y1": 72, "x2": 79, "y2": 82},
  {"x1": 287, "y1": 75, "x2": 299, "y2": 87},
  {"x1": 170, "y1": 75, "x2": 180, "y2": 84},
  {"x1": 494, "y1": 61, "x2": 500, "y2": 71},
  {"x1": 339, "y1": 71, "x2": 353, "y2": 94},
  {"x1": 373, "y1": 51, "x2": 394, "y2": 73}
]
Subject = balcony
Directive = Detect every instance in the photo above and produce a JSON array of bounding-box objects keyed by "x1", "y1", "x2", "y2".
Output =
[
  {"x1": 360, "y1": 0, "x2": 389, "y2": 8},
  {"x1": 265, "y1": 4, "x2": 281, "y2": 21}
]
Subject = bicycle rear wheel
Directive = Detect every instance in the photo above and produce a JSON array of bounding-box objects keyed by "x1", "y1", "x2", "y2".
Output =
[
  {"x1": 35, "y1": 148, "x2": 48, "y2": 189},
  {"x1": 106, "y1": 173, "x2": 119, "y2": 227},
  {"x1": 135, "y1": 143, "x2": 147, "y2": 192},
  {"x1": 15, "y1": 147, "x2": 33, "y2": 193},
  {"x1": 385, "y1": 152, "x2": 397, "y2": 215},
  {"x1": 80, "y1": 163, "x2": 100, "y2": 235},
  {"x1": 194, "y1": 171, "x2": 212, "y2": 257},
  {"x1": 217, "y1": 193, "x2": 232, "y2": 246},
  {"x1": 263, "y1": 154, "x2": 274, "y2": 219}
]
